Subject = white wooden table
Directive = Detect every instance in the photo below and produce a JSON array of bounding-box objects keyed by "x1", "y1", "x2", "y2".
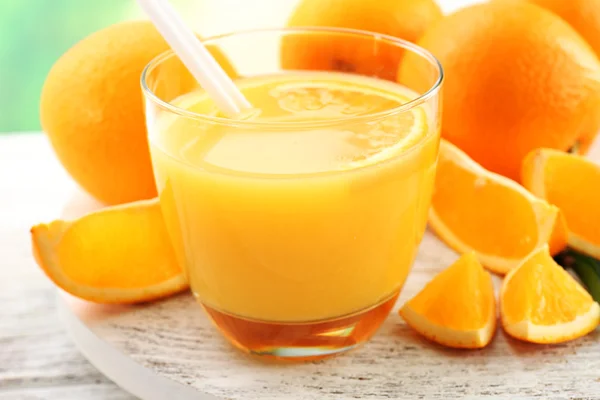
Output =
[
  {"x1": 3, "y1": 132, "x2": 600, "y2": 400},
  {"x1": 0, "y1": 134, "x2": 136, "y2": 399}
]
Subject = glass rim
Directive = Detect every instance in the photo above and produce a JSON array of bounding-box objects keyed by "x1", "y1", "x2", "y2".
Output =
[{"x1": 140, "y1": 26, "x2": 444, "y2": 129}]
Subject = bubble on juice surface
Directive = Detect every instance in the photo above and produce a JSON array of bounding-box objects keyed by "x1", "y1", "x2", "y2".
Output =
[
  {"x1": 268, "y1": 80, "x2": 400, "y2": 120},
  {"x1": 345, "y1": 111, "x2": 421, "y2": 157}
]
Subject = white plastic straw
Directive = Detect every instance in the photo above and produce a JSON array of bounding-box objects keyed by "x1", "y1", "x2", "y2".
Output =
[{"x1": 138, "y1": 0, "x2": 251, "y2": 116}]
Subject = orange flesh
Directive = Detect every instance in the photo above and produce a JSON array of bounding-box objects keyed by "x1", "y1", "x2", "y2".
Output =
[
  {"x1": 502, "y1": 249, "x2": 594, "y2": 325},
  {"x1": 56, "y1": 204, "x2": 180, "y2": 289},
  {"x1": 432, "y1": 156, "x2": 539, "y2": 258},
  {"x1": 543, "y1": 154, "x2": 600, "y2": 247},
  {"x1": 406, "y1": 253, "x2": 494, "y2": 330}
]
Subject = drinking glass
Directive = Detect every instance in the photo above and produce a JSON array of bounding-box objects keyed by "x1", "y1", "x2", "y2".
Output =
[{"x1": 141, "y1": 27, "x2": 443, "y2": 361}]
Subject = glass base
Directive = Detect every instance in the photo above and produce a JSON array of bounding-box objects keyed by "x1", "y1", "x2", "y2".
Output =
[{"x1": 201, "y1": 291, "x2": 399, "y2": 362}]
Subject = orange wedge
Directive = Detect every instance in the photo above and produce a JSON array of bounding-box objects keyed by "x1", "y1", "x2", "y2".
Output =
[
  {"x1": 399, "y1": 252, "x2": 496, "y2": 349},
  {"x1": 429, "y1": 140, "x2": 564, "y2": 275},
  {"x1": 500, "y1": 245, "x2": 600, "y2": 344},
  {"x1": 31, "y1": 198, "x2": 187, "y2": 304},
  {"x1": 522, "y1": 148, "x2": 600, "y2": 260}
]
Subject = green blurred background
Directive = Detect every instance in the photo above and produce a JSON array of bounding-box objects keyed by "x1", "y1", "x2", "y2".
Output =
[
  {"x1": 2, "y1": 0, "x2": 133, "y2": 133},
  {"x1": 0, "y1": 0, "x2": 297, "y2": 133}
]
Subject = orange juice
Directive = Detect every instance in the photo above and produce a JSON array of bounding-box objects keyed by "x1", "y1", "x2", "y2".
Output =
[{"x1": 148, "y1": 71, "x2": 439, "y2": 355}]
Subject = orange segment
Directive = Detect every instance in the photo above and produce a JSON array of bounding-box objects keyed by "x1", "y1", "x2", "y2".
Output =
[
  {"x1": 31, "y1": 199, "x2": 187, "y2": 304},
  {"x1": 399, "y1": 252, "x2": 496, "y2": 349},
  {"x1": 500, "y1": 245, "x2": 600, "y2": 344},
  {"x1": 522, "y1": 148, "x2": 600, "y2": 259},
  {"x1": 429, "y1": 140, "x2": 562, "y2": 275},
  {"x1": 547, "y1": 210, "x2": 569, "y2": 256}
]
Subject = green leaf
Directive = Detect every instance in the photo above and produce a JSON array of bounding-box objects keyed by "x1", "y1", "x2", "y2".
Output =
[{"x1": 555, "y1": 249, "x2": 600, "y2": 303}]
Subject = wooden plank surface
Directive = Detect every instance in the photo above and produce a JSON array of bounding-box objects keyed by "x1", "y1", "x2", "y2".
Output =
[
  {"x1": 0, "y1": 134, "x2": 135, "y2": 399},
  {"x1": 49, "y1": 136, "x2": 599, "y2": 400},
  {"x1": 61, "y1": 233, "x2": 600, "y2": 400},
  {"x1": 3, "y1": 128, "x2": 600, "y2": 400},
  {"x1": 4, "y1": 113, "x2": 600, "y2": 400},
  {"x1": 4, "y1": 132, "x2": 600, "y2": 399}
]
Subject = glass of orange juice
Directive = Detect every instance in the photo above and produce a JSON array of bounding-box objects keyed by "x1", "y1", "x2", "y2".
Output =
[{"x1": 141, "y1": 27, "x2": 443, "y2": 361}]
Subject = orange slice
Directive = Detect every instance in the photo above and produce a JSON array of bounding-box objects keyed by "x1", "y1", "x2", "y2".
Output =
[
  {"x1": 522, "y1": 148, "x2": 600, "y2": 260},
  {"x1": 31, "y1": 198, "x2": 187, "y2": 304},
  {"x1": 429, "y1": 140, "x2": 563, "y2": 275},
  {"x1": 500, "y1": 245, "x2": 600, "y2": 344},
  {"x1": 399, "y1": 252, "x2": 496, "y2": 349}
]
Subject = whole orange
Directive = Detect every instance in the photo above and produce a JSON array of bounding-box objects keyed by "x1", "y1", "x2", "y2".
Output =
[
  {"x1": 40, "y1": 21, "x2": 170, "y2": 204},
  {"x1": 283, "y1": 0, "x2": 443, "y2": 80},
  {"x1": 498, "y1": 0, "x2": 600, "y2": 56},
  {"x1": 399, "y1": 2, "x2": 600, "y2": 180},
  {"x1": 497, "y1": 0, "x2": 600, "y2": 153}
]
